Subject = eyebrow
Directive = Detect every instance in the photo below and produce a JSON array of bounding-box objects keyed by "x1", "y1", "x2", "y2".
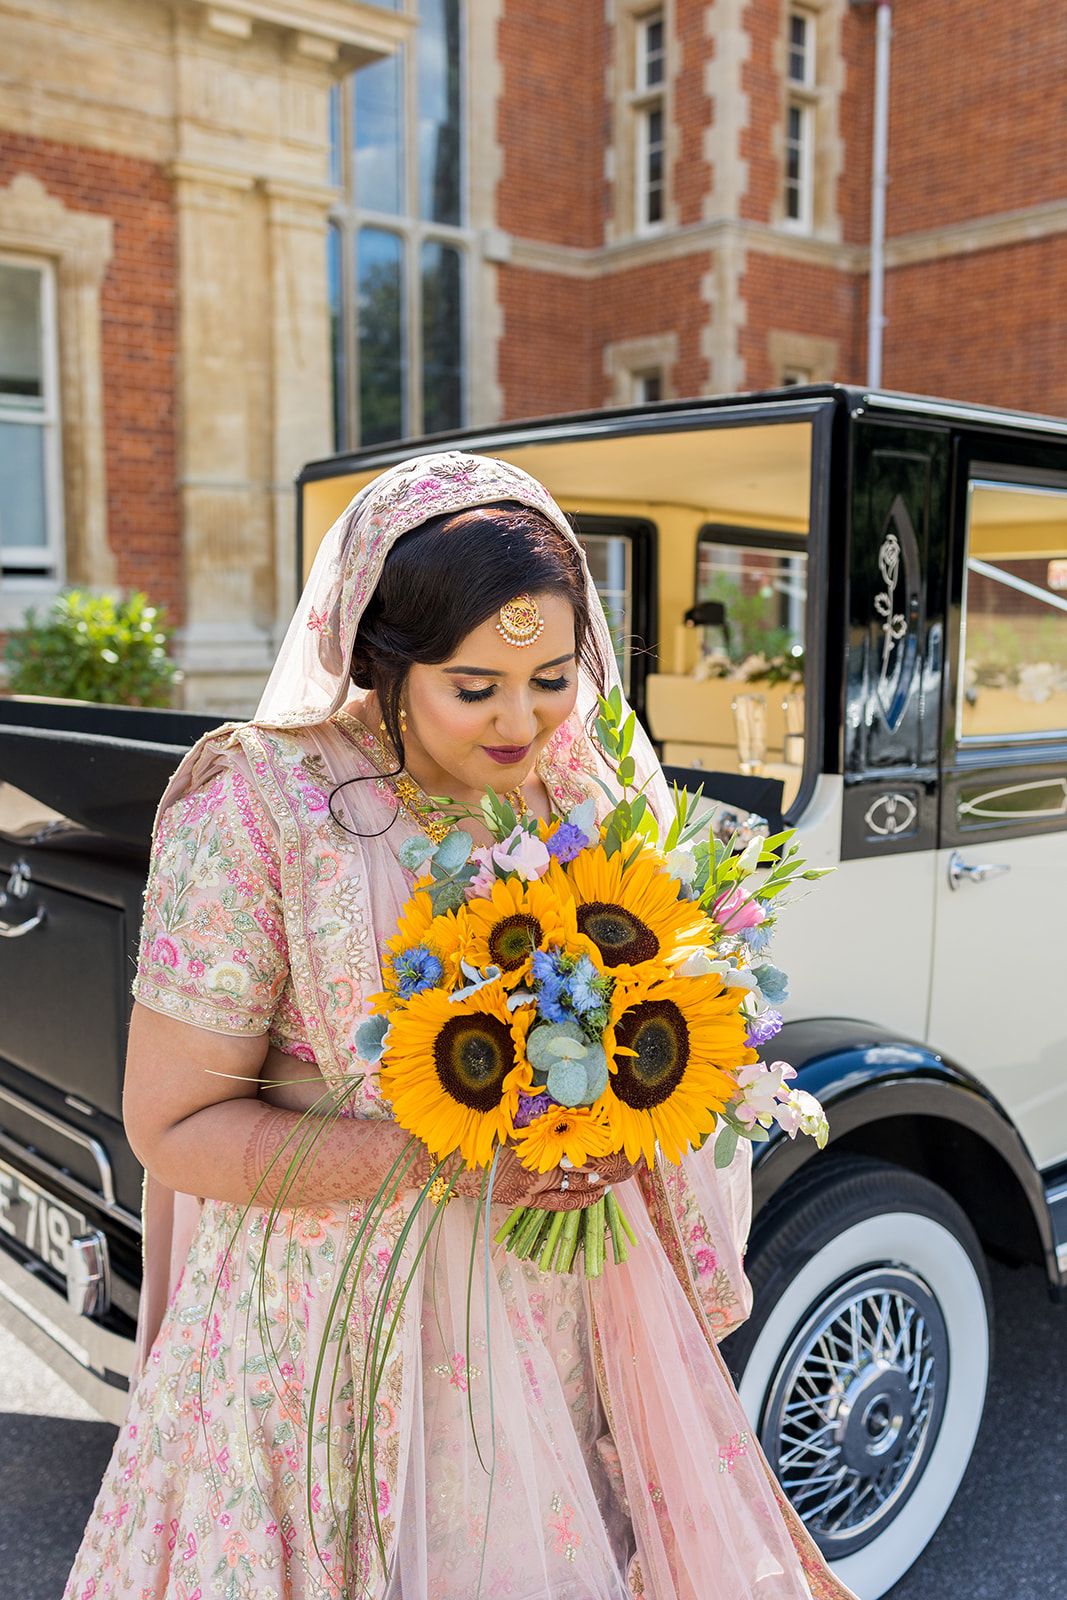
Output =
[{"x1": 443, "y1": 652, "x2": 575, "y2": 678}]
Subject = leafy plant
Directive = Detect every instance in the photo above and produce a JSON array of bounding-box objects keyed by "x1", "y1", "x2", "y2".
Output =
[{"x1": 2, "y1": 588, "x2": 181, "y2": 707}]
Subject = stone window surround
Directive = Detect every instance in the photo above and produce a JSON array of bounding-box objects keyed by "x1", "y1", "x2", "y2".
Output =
[
  {"x1": 608, "y1": 0, "x2": 678, "y2": 242},
  {"x1": 771, "y1": 0, "x2": 845, "y2": 242},
  {"x1": 767, "y1": 328, "x2": 839, "y2": 386},
  {"x1": 604, "y1": 331, "x2": 678, "y2": 405},
  {"x1": 0, "y1": 174, "x2": 114, "y2": 632}
]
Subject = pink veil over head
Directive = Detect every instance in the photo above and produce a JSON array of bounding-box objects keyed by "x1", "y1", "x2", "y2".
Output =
[{"x1": 136, "y1": 450, "x2": 853, "y2": 1599}]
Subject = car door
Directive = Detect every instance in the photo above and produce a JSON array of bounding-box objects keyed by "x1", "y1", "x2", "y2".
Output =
[{"x1": 929, "y1": 440, "x2": 1067, "y2": 1170}]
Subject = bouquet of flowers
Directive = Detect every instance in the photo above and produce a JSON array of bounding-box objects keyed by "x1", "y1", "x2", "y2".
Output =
[{"x1": 355, "y1": 689, "x2": 829, "y2": 1277}]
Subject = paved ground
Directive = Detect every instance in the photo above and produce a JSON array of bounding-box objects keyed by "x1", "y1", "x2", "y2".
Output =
[{"x1": 3, "y1": 1257, "x2": 1065, "y2": 1600}]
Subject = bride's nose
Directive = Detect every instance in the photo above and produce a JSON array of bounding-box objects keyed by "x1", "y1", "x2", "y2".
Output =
[{"x1": 491, "y1": 691, "x2": 538, "y2": 746}]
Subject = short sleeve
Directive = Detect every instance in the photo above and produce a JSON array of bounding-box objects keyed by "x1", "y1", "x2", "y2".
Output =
[{"x1": 132, "y1": 752, "x2": 289, "y2": 1035}]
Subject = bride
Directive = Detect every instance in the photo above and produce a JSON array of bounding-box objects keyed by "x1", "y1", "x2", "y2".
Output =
[{"x1": 64, "y1": 451, "x2": 854, "y2": 1599}]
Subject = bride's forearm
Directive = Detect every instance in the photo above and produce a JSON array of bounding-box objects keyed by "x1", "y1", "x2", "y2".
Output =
[{"x1": 147, "y1": 1097, "x2": 437, "y2": 1206}]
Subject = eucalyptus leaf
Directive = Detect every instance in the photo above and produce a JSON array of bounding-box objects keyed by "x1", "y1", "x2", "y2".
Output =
[
  {"x1": 714, "y1": 1123, "x2": 740, "y2": 1169},
  {"x1": 398, "y1": 834, "x2": 435, "y2": 872},
  {"x1": 433, "y1": 829, "x2": 473, "y2": 873},
  {"x1": 545, "y1": 1059, "x2": 589, "y2": 1107},
  {"x1": 567, "y1": 798, "x2": 597, "y2": 835}
]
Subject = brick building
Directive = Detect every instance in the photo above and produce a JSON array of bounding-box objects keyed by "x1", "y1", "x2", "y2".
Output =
[{"x1": 1, "y1": 0, "x2": 1065, "y2": 709}]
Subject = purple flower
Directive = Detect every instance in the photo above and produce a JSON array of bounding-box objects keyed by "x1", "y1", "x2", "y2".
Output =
[
  {"x1": 545, "y1": 822, "x2": 589, "y2": 864},
  {"x1": 514, "y1": 1091, "x2": 553, "y2": 1129},
  {"x1": 392, "y1": 944, "x2": 443, "y2": 1000},
  {"x1": 745, "y1": 1008, "x2": 783, "y2": 1049}
]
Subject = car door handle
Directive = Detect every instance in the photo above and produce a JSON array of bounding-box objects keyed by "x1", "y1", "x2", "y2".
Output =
[
  {"x1": 0, "y1": 905, "x2": 46, "y2": 937},
  {"x1": 947, "y1": 850, "x2": 1011, "y2": 891}
]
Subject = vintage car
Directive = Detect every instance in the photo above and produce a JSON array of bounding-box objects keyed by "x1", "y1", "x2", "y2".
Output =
[{"x1": 2, "y1": 383, "x2": 1065, "y2": 1599}]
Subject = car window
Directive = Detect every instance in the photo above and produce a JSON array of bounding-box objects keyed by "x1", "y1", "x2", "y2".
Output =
[
  {"x1": 579, "y1": 530, "x2": 634, "y2": 695},
  {"x1": 959, "y1": 480, "x2": 1067, "y2": 741}
]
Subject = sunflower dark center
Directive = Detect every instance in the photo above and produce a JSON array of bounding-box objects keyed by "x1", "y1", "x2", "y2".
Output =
[
  {"x1": 488, "y1": 912, "x2": 542, "y2": 971},
  {"x1": 612, "y1": 999, "x2": 689, "y2": 1108},
  {"x1": 433, "y1": 1015, "x2": 514, "y2": 1111},
  {"x1": 576, "y1": 901, "x2": 659, "y2": 968}
]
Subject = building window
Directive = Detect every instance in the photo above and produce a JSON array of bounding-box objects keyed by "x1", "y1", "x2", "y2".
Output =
[
  {"x1": 781, "y1": 366, "x2": 812, "y2": 387},
  {"x1": 784, "y1": 9, "x2": 816, "y2": 230},
  {"x1": 633, "y1": 10, "x2": 666, "y2": 232},
  {"x1": 0, "y1": 256, "x2": 62, "y2": 581},
  {"x1": 632, "y1": 369, "x2": 663, "y2": 403},
  {"x1": 329, "y1": 0, "x2": 467, "y2": 449}
]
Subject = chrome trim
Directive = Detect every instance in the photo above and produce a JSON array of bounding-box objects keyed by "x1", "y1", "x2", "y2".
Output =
[
  {"x1": 0, "y1": 1130, "x2": 141, "y2": 1235},
  {"x1": 1046, "y1": 1180, "x2": 1067, "y2": 1208},
  {"x1": 0, "y1": 1246, "x2": 133, "y2": 1424},
  {"x1": 862, "y1": 392, "x2": 1067, "y2": 438},
  {"x1": 0, "y1": 1084, "x2": 115, "y2": 1202}
]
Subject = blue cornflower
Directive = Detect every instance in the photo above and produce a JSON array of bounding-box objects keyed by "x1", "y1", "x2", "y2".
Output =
[
  {"x1": 563, "y1": 954, "x2": 604, "y2": 1017},
  {"x1": 745, "y1": 1008, "x2": 783, "y2": 1049},
  {"x1": 546, "y1": 822, "x2": 589, "y2": 864},
  {"x1": 744, "y1": 919, "x2": 773, "y2": 955},
  {"x1": 532, "y1": 948, "x2": 569, "y2": 1023},
  {"x1": 392, "y1": 944, "x2": 443, "y2": 999}
]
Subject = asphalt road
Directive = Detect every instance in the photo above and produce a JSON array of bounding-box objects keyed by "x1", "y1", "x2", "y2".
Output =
[{"x1": 3, "y1": 1257, "x2": 1064, "y2": 1600}]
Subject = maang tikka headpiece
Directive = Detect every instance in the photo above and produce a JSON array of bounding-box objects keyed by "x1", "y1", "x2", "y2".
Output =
[{"x1": 496, "y1": 593, "x2": 544, "y2": 647}]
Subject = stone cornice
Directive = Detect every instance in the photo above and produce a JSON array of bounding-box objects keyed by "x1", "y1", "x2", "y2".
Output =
[
  {"x1": 503, "y1": 199, "x2": 1067, "y2": 280},
  {"x1": 182, "y1": 0, "x2": 413, "y2": 66}
]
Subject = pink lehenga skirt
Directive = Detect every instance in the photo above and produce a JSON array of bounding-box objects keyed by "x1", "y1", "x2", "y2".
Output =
[{"x1": 64, "y1": 1175, "x2": 843, "y2": 1600}]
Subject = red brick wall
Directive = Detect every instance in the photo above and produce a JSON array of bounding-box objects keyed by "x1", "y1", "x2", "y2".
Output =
[
  {"x1": 0, "y1": 133, "x2": 181, "y2": 623},
  {"x1": 496, "y1": 1, "x2": 606, "y2": 249},
  {"x1": 885, "y1": 0, "x2": 1067, "y2": 238},
  {"x1": 739, "y1": 252, "x2": 862, "y2": 388},
  {"x1": 674, "y1": 0, "x2": 713, "y2": 226},
  {"x1": 739, "y1": 0, "x2": 782, "y2": 225},
  {"x1": 884, "y1": 236, "x2": 1067, "y2": 413}
]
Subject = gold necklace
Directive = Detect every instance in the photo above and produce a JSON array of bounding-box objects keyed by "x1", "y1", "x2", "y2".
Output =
[{"x1": 394, "y1": 776, "x2": 528, "y2": 844}]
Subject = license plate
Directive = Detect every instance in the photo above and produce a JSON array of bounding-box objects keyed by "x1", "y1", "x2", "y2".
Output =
[{"x1": 0, "y1": 1158, "x2": 87, "y2": 1278}]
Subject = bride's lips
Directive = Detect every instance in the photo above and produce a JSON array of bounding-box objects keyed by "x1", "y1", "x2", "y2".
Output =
[{"x1": 483, "y1": 743, "x2": 532, "y2": 765}]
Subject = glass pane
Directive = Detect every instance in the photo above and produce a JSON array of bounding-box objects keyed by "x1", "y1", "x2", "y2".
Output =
[
  {"x1": 354, "y1": 50, "x2": 405, "y2": 215},
  {"x1": 697, "y1": 536, "x2": 807, "y2": 665},
  {"x1": 0, "y1": 420, "x2": 48, "y2": 548},
  {"x1": 647, "y1": 185, "x2": 663, "y2": 225},
  {"x1": 785, "y1": 183, "x2": 800, "y2": 220},
  {"x1": 960, "y1": 481, "x2": 1067, "y2": 738},
  {"x1": 358, "y1": 228, "x2": 406, "y2": 445},
  {"x1": 788, "y1": 103, "x2": 802, "y2": 140},
  {"x1": 786, "y1": 145, "x2": 800, "y2": 182},
  {"x1": 645, "y1": 17, "x2": 665, "y2": 86},
  {"x1": 649, "y1": 106, "x2": 663, "y2": 144},
  {"x1": 421, "y1": 240, "x2": 463, "y2": 435},
  {"x1": 0, "y1": 262, "x2": 45, "y2": 410},
  {"x1": 328, "y1": 84, "x2": 343, "y2": 189},
  {"x1": 327, "y1": 223, "x2": 345, "y2": 452},
  {"x1": 580, "y1": 533, "x2": 633, "y2": 693},
  {"x1": 418, "y1": 0, "x2": 462, "y2": 225}
]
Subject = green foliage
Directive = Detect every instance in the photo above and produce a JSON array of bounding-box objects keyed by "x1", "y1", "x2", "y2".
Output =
[
  {"x1": 2, "y1": 588, "x2": 181, "y2": 707},
  {"x1": 704, "y1": 572, "x2": 795, "y2": 662}
]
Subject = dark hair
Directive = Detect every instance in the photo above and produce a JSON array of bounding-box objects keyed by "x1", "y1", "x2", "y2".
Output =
[{"x1": 330, "y1": 502, "x2": 607, "y2": 832}]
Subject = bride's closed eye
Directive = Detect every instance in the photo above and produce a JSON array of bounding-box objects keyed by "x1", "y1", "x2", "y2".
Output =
[{"x1": 456, "y1": 676, "x2": 571, "y2": 705}]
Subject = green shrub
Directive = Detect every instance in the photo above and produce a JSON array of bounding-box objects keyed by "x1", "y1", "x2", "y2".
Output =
[{"x1": 2, "y1": 589, "x2": 182, "y2": 707}]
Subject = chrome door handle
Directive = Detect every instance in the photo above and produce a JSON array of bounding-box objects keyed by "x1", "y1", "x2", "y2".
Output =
[
  {"x1": 0, "y1": 905, "x2": 46, "y2": 937},
  {"x1": 948, "y1": 850, "x2": 1011, "y2": 891}
]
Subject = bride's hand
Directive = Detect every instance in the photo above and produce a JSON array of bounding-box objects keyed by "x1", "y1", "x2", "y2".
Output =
[{"x1": 480, "y1": 1147, "x2": 641, "y2": 1211}]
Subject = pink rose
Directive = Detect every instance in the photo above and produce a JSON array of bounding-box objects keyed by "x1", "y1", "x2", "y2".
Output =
[
  {"x1": 711, "y1": 885, "x2": 767, "y2": 933},
  {"x1": 491, "y1": 826, "x2": 550, "y2": 882},
  {"x1": 151, "y1": 936, "x2": 179, "y2": 968}
]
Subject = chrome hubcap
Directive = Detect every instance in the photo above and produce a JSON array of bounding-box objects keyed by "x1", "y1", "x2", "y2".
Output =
[{"x1": 760, "y1": 1267, "x2": 948, "y2": 1558}]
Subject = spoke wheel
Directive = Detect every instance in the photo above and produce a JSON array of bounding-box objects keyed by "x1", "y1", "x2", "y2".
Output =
[
  {"x1": 725, "y1": 1157, "x2": 991, "y2": 1600},
  {"x1": 761, "y1": 1267, "x2": 948, "y2": 1558}
]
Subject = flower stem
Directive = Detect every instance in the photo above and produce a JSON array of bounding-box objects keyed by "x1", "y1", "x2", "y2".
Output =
[
  {"x1": 557, "y1": 1207, "x2": 582, "y2": 1273},
  {"x1": 538, "y1": 1209, "x2": 566, "y2": 1272}
]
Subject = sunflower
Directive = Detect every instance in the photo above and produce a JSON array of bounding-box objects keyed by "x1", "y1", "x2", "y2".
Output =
[
  {"x1": 379, "y1": 888, "x2": 465, "y2": 998},
  {"x1": 600, "y1": 972, "x2": 757, "y2": 1165},
  {"x1": 555, "y1": 846, "x2": 708, "y2": 982},
  {"x1": 379, "y1": 982, "x2": 533, "y2": 1168},
  {"x1": 458, "y1": 874, "x2": 577, "y2": 988},
  {"x1": 513, "y1": 1104, "x2": 615, "y2": 1174}
]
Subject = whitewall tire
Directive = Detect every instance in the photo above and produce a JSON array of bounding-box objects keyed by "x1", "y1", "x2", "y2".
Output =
[{"x1": 725, "y1": 1158, "x2": 991, "y2": 1600}]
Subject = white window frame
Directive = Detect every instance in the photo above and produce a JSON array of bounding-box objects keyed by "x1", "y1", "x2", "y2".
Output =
[
  {"x1": 783, "y1": 8, "x2": 817, "y2": 233},
  {"x1": 632, "y1": 8, "x2": 666, "y2": 235},
  {"x1": 781, "y1": 365, "x2": 813, "y2": 387},
  {"x1": 0, "y1": 252, "x2": 64, "y2": 587},
  {"x1": 328, "y1": 8, "x2": 472, "y2": 449}
]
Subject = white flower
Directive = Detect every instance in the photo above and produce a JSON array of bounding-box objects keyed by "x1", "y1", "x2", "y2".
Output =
[
  {"x1": 733, "y1": 1059, "x2": 795, "y2": 1130},
  {"x1": 206, "y1": 962, "x2": 249, "y2": 998},
  {"x1": 734, "y1": 837, "x2": 764, "y2": 879},
  {"x1": 774, "y1": 1088, "x2": 829, "y2": 1147},
  {"x1": 666, "y1": 846, "x2": 698, "y2": 885}
]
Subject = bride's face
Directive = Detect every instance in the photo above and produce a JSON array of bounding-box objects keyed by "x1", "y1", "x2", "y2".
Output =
[{"x1": 402, "y1": 590, "x2": 579, "y2": 795}]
